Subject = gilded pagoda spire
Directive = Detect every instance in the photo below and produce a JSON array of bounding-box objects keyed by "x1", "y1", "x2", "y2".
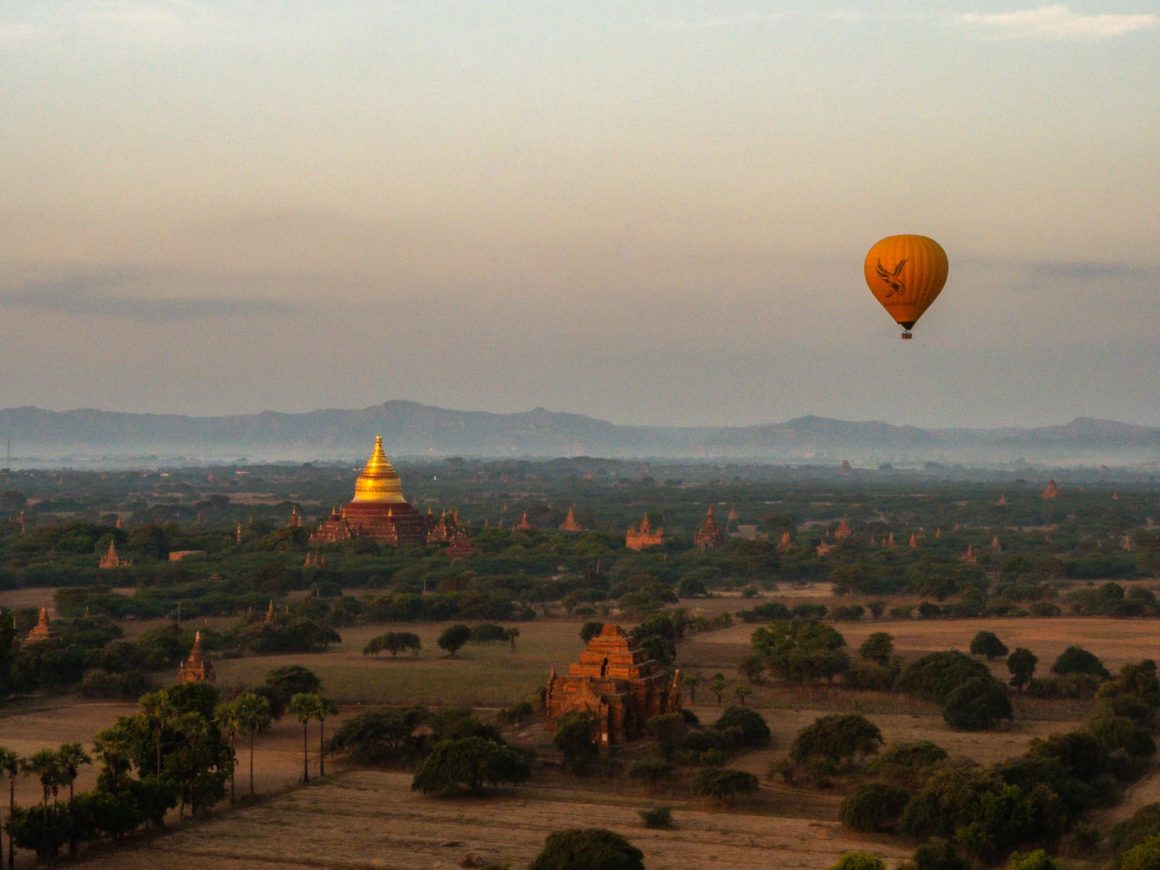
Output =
[{"x1": 352, "y1": 435, "x2": 407, "y2": 504}]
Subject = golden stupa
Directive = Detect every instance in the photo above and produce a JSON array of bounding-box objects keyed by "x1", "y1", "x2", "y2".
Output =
[{"x1": 310, "y1": 435, "x2": 428, "y2": 546}]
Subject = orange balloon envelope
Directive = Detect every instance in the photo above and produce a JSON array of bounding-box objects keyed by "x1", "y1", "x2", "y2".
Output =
[{"x1": 863, "y1": 235, "x2": 948, "y2": 338}]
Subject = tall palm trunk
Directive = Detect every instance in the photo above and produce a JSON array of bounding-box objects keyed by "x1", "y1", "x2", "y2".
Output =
[
  {"x1": 319, "y1": 720, "x2": 326, "y2": 777},
  {"x1": 301, "y1": 722, "x2": 310, "y2": 783},
  {"x1": 249, "y1": 730, "x2": 256, "y2": 796}
]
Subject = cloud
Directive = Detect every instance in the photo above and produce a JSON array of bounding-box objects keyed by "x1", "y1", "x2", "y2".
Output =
[
  {"x1": 957, "y1": 4, "x2": 1159, "y2": 38},
  {"x1": 0, "y1": 272, "x2": 294, "y2": 321}
]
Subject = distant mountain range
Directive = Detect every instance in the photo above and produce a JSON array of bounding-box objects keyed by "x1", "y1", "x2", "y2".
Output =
[{"x1": 1, "y1": 402, "x2": 1158, "y2": 468}]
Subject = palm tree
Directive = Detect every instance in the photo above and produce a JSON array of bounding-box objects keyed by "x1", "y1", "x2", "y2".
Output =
[
  {"x1": 92, "y1": 725, "x2": 133, "y2": 793},
  {"x1": 22, "y1": 748, "x2": 64, "y2": 807},
  {"x1": 56, "y1": 743, "x2": 90, "y2": 803},
  {"x1": 56, "y1": 743, "x2": 90, "y2": 857},
  {"x1": 0, "y1": 746, "x2": 19, "y2": 870},
  {"x1": 684, "y1": 672, "x2": 701, "y2": 703},
  {"x1": 316, "y1": 697, "x2": 339, "y2": 777},
  {"x1": 138, "y1": 689, "x2": 174, "y2": 776},
  {"x1": 289, "y1": 693, "x2": 321, "y2": 783},
  {"x1": 236, "y1": 693, "x2": 272, "y2": 796},
  {"x1": 215, "y1": 701, "x2": 242, "y2": 804}
]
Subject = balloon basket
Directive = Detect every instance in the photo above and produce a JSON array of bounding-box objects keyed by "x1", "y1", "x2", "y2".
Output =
[{"x1": 900, "y1": 331, "x2": 913, "y2": 340}]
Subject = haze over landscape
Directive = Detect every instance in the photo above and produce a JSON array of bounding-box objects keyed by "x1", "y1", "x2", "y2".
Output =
[{"x1": 2, "y1": 1, "x2": 1158, "y2": 431}]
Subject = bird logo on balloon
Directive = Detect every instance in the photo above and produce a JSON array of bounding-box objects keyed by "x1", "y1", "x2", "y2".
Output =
[{"x1": 875, "y1": 259, "x2": 908, "y2": 296}]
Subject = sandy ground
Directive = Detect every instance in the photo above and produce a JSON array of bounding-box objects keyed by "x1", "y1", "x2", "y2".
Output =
[{"x1": 82, "y1": 769, "x2": 914, "y2": 870}]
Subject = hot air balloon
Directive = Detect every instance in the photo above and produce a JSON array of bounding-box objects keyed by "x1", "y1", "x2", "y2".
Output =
[{"x1": 863, "y1": 235, "x2": 948, "y2": 339}]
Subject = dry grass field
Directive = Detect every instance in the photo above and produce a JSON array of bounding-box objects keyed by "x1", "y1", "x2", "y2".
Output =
[
  {"x1": 84, "y1": 769, "x2": 914, "y2": 870},
  {"x1": 7, "y1": 596, "x2": 1160, "y2": 868}
]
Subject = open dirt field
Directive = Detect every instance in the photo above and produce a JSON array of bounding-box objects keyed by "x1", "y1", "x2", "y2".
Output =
[
  {"x1": 7, "y1": 606, "x2": 1160, "y2": 868},
  {"x1": 84, "y1": 769, "x2": 914, "y2": 870}
]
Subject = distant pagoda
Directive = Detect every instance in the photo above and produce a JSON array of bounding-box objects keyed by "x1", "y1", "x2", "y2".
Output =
[
  {"x1": 310, "y1": 436, "x2": 427, "y2": 547},
  {"x1": 692, "y1": 506, "x2": 725, "y2": 550},
  {"x1": 25, "y1": 607, "x2": 56, "y2": 644},
  {"x1": 1042, "y1": 480, "x2": 1060, "y2": 500},
  {"x1": 625, "y1": 514, "x2": 664, "y2": 551},
  {"x1": 99, "y1": 539, "x2": 131, "y2": 570},
  {"x1": 559, "y1": 506, "x2": 584, "y2": 533},
  {"x1": 178, "y1": 631, "x2": 216, "y2": 684}
]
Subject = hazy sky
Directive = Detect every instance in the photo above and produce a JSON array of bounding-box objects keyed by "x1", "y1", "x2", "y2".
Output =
[{"x1": 2, "y1": 1, "x2": 1157, "y2": 429}]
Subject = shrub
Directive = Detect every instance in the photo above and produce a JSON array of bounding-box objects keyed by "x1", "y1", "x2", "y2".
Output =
[
  {"x1": 830, "y1": 853, "x2": 887, "y2": 870},
  {"x1": 637, "y1": 806, "x2": 673, "y2": 829},
  {"x1": 1005, "y1": 850, "x2": 1060, "y2": 870},
  {"x1": 969, "y1": 630, "x2": 1009, "y2": 660},
  {"x1": 530, "y1": 828, "x2": 644, "y2": 870},
  {"x1": 1122, "y1": 834, "x2": 1160, "y2": 870}
]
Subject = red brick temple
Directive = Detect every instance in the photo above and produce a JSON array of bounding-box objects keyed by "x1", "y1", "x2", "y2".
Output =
[
  {"x1": 178, "y1": 631, "x2": 216, "y2": 684},
  {"x1": 545, "y1": 624, "x2": 681, "y2": 745},
  {"x1": 310, "y1": 436, "x2": 428, "y2": 547},
  {"x1": 692, "y1": 506, "x2": 725, "y2": 550},
  {"x1": 625, "y1": 514, "x2": 664, "y2": 551},
  {"x1": 559, "y1": 506, "x2": 584, "y2": 533}
]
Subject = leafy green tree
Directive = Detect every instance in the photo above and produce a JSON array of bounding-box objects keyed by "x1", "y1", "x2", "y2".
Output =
[
  {"x1": 751, "y1": 619, "x2": 849, "y2": 684},
  {"x1": 363, "y1": 631, "x2": 421, "y2": 658},
  {"x1": 437, "y1": 623, "x2": 472, "y2": 657},
  {"x1": 839, "y1": 782, "x2": 910, "y2": 832},
  {"x1": 1052, "y1": 645, "x2": 1110, "y2": 679},
  {"x1": 411, "y1": 736, "x2": 531, "y2": 794},
  {"x1": 713, "y1": 706, "x2": 771, "y2": 747},
  {"x1": 943, "y1": 676, "x2": 1013, "y2": 731},
  {"x1": 553, "y1": 711, "x2": 598, "y2": 774},
  {"x1": 970, "y1": 630, "x2": 1009, "y2": 660},
  {"x1": 529, "y1": 828, "x2": 644, "y2": 870},
  {"x1": 867, "y1": 740, "x2": 947, "y2": 787},
  {"x1": 262, "y1": 665, "x2": 321, "y2": 719},
  {"x1": 1007, "y1": 647, "x2": 1038, "y2": 692},
  {"x1": 790, "y1": 714, "x2": 883, "y2": 767},
  {"x1": 709, "y1": 672, "x2": 729, "y2": 704},
  {"x1": 1005, "y1": 849, "x2": 1060, "y2": 870},
  {"x1": 691, "y1": 767, "x2": 759, "y2": 805},
  {"x1": 1122, "y1": 834, "x2": 1160, "y2": 870},
  {"x1": 859, "y1": 632, "x2": 894, "y2": 667},
  {"x1": 907, "y1": 837, "x2": 970, "y2": 870},
  {"x1": 895, "y1": 651, "x2": 990, "y2": 703},
  {"x1": 626, "y1": 759, "x2": 676, "y2": 791},
  {"x1": 326, "y1": 706, "x2": 431, "y2": 765},
  {"x1": 580, "y1": 622, "x2": 604, "y2": 643},
  {"x1": 215, "y1": 699, "x2": 242, "y2": 803},
  {"x1": 504, "y1": 626, "x2": 520, "y2": 651},
  {"x1": 830, "y1": 853, "x2": 887, "y2": 870},
  {"x1": 646, "y1": 713, "x2": 687, "y2": 762},
  {"x1": 0, "y1": 746, "x2": 19, "y2": 870}
]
